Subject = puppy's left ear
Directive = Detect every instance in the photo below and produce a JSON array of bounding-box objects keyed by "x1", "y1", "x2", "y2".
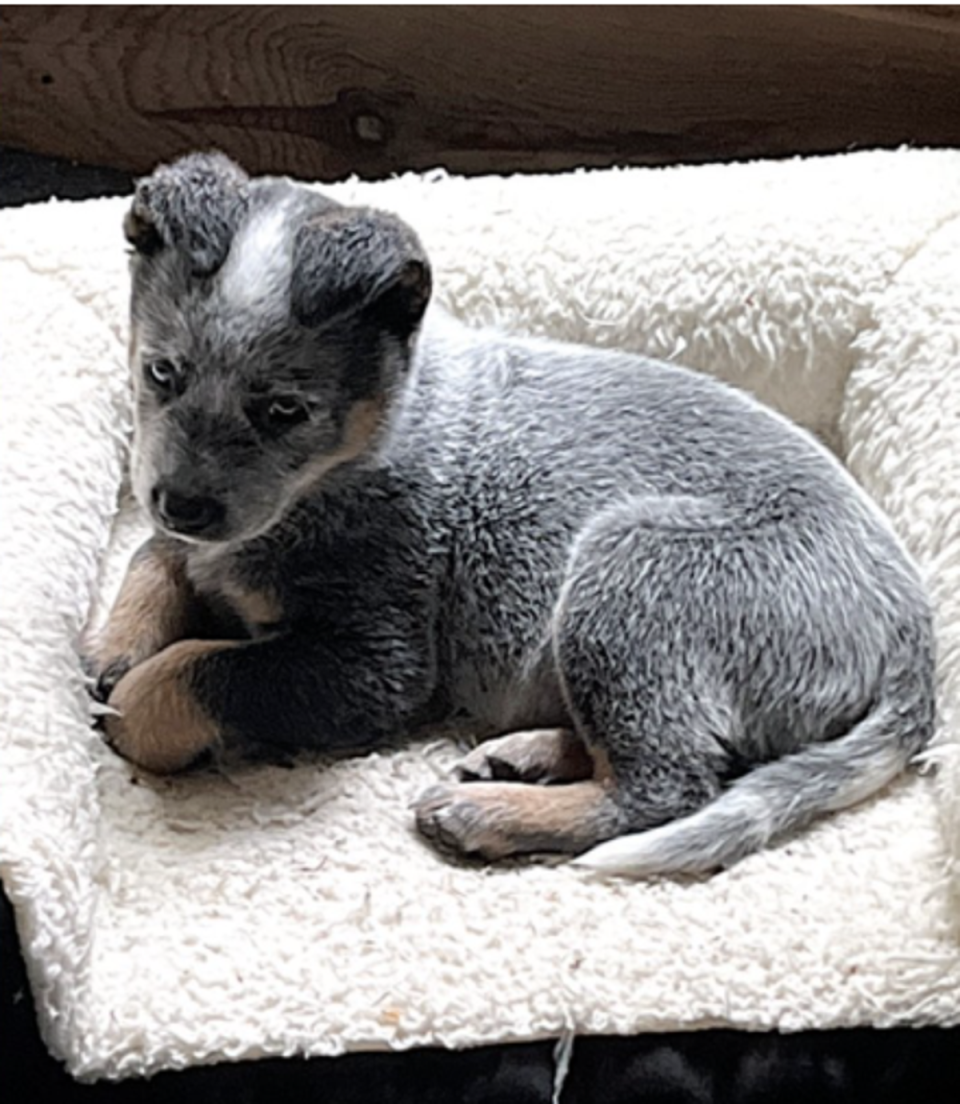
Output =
[
  {"x1": 124, "y1": 152, "x2": 250, "y2": 277},
  {"x1": 291, "y1": 208, "x2": 432, "y2": 338}
]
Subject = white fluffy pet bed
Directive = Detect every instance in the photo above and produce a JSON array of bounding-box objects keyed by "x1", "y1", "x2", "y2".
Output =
[{"x1": 1, "y1": 150, "x2": 959, "y2": 1082}]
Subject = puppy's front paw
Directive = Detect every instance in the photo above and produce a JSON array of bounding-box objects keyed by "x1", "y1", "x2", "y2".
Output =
[
  {"x1": 413, "y1": 783, "x2": 517, "y2": 861},
  {"x1": 81, "y1": 652, "x2": 134, "y2": 708},
  {"x1": 102, "y1": 641, "x2": 223, "y2": 774}
]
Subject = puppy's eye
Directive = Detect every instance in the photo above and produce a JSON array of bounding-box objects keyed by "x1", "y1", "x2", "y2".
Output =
[
  {"x1": 145, "y1": 359, "x2": 179, "y2": 390},
  {"x1": 265, "y1": 396, "x2": 309, "y2": 426}
]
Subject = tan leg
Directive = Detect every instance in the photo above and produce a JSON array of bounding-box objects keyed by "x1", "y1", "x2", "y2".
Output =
[
  {"x1": 103, "y1": 639, "x2": 237, "y2": 773},
  {"x1": 84, "y1": 537, "x2": 195, "y2": 698},
  {"x1": 457, "y1": 727, "x2": 595, "y2": 784},
  {"x1": 414, "y1": 779, "x2": 622, "y2": 860}
]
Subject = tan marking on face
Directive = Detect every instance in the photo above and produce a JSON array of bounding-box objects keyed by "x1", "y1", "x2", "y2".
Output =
[
  {"x1": 86, "y1": 540, "x2": 194, "y2": 672},
  {"x1": 339, "y1": 396, "x2": 386, "y2": 457},
  {"x1": 288, "y1": 396, "x2": 386, "y2": 497},
  {"x1": 104, "y1": 639, "x2": 238, "y2": 774},
  {"x1": 414, "y1": 779, "x2": 620, "y2": 860}
]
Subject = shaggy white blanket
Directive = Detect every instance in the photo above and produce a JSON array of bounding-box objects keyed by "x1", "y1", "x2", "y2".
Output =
[{"x1": 1, "y1": 150, "x2": 959, "y2": 1082}]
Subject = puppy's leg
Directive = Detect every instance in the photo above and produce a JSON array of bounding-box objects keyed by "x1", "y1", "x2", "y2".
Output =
[
  {"x1": 84, "y1": 536, "x2": 197, "y2": 701},
  {"x1": 103, "y1": 639, "x2": 236, "y2": 772},
  {"x1": 103, "y1": 616, "x2": 435, "y2": 773},
  {"x1": 416, "y1": 497, "x2": 740, "y2": 862},
  {"x1": 457, "y1": 728, "x2": 594, "y2": 783},
  {"x1": 415, "y1": 778, "x2": 622, "y2": 859},
  {"x1": 418, "y1": 729, "x2": 602, "y2": 858},
  {"x1": 551, "y1": 497, "x2": 742, "y2": 839}
]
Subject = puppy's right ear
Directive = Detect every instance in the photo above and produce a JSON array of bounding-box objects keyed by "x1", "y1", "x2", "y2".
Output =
[{"x1": 123, "y1": 152, "x2": 250, "y2": 277}]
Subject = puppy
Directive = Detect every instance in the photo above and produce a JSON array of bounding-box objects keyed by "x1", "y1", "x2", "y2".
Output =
[{"x1": 86, "y1": 152, "x2": 935, "y2": 876}]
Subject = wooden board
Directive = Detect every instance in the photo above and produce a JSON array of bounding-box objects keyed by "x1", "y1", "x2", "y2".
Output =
[{"x1": 3, "y1": 5, "x2": 960, "y2": 180}]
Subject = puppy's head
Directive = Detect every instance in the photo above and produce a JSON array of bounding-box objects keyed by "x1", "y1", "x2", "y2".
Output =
[{"x1": 125, "y1": 152, "x2": 431, "y2": 545}]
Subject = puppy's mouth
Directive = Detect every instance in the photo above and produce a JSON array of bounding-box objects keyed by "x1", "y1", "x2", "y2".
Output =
[
  {"x1": 153, "y1": 518, "x2": 232, "y2": 546},
  {"x1": 155, "y1": 521, "x2": 230, "y2": 546}
]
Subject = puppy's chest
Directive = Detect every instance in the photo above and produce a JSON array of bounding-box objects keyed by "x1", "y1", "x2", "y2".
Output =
[
  {"x1": 184, "y1": 518, "x2": 427, "y2": 639},
  {"x1": 186, "y1": 545, "x2": 288, "y2": 637}
]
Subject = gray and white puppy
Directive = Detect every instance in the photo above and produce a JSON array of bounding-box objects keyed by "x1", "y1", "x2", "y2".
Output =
[{"x1": 88, "y1": 152, "x2": 935, "y2": 876}]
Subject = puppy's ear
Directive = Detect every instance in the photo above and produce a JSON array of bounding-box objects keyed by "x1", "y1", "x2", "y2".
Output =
[
  {"x1": 124, "y1": 152, "x2": 250, "y2": 277},
  {"x1": 290, "y1": 208, "x2": 432, "y2": 337}
]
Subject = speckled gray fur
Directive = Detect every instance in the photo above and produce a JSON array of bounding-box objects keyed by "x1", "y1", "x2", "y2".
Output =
[{"x1": 119, "y1": 153, "x2": 936, "y2": 876}]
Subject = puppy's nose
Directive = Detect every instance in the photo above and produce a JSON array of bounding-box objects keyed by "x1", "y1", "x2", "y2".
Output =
[{"x1": 153, "y1": 486, "x2": 226, "y2": 537}]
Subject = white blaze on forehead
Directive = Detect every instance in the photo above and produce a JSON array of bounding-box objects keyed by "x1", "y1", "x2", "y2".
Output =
[{"x1": 218, "y1": 203, "x2": 293, "y2": 315}]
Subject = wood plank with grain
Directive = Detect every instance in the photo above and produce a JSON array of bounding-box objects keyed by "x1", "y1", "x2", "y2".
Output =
[{"x1": 2, "y1": 5, "x2": 960, "y2": 179}]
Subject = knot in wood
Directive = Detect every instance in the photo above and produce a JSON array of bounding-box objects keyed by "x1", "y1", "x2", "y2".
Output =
[{"x1": 353, "y1": 112, "x2": 388, "y2": 145}]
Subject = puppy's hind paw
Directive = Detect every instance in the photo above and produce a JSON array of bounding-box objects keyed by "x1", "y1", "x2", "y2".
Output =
[
  {"x1": 412, "y1": 783, "x2": 516, "y2": 861},
  {"x1": 456, "y1": 728, "x2": 594, "y2": 785},
  {"x1": 456, "y1": 745, "x2": 524, "y2": 783}
]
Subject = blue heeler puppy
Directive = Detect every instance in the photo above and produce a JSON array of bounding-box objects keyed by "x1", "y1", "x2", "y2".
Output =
[{"x1": 86, "y1": 153, "x2": 936, "y2": 876}]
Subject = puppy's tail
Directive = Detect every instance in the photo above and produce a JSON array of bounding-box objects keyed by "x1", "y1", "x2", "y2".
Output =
[{"x1": 573, "y1": 698, "x2": 931, "y2": 878}]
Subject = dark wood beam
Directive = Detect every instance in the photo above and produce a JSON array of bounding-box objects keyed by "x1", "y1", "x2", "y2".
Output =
[{"x1": 3, "y1": 5, "x2": 960, "y2": 180}]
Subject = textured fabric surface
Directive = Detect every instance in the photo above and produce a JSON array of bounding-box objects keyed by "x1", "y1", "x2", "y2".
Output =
[{"x1": 0, "y1": 150, "x2": 958, "y2": 1081}]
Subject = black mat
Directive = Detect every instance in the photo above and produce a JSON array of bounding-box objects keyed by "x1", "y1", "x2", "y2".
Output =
[{"x1": 0, "y1": 146, "x2": 132, "y2": 207}]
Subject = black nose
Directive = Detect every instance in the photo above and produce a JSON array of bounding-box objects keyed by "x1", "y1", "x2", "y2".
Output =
[{"x1": 152, "y1": 486, "x2": 225, "y2": 537}]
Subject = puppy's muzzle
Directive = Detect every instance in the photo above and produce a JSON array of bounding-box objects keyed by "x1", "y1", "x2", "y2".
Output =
[{"x1": 152, "y1": 484, "x2": 226, "y2": 539}]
